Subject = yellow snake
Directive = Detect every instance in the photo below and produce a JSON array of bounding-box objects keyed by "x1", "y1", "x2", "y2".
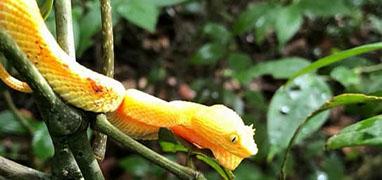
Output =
[{"x1": 0, "y1": 0, "x2": 257, "y2": 170}]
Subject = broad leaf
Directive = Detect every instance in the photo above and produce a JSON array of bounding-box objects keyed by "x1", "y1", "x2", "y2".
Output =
[
  {"x1": 233, "y1": 2, "x2": 274, "y2": 35},
  {"x1": 32, "y1": 123, "x2": 54, "y2": 161},
  {"x1": 251, "y1": 57, "x2": 310, "y2": 79},
  {"x1": 330, "y1": 67, "x2": 360, "y2": 88},
  {"x1": 268, "y1": 74, "x2": 331, "y2": 158},
  {"x1": 275, "y1": 5, "x2": 303, "y2": 46},
  {"x1": 0, "y1": 110, "x2": 28, "y2": 135},
  {"x1": 117, "y1": 0, "x2": 159, "y2": 33},
  {"x1": 147, "y1": 0, "x2": 189, "y2": 7},
  {"x1": 327, "y1": 115, "x2": 382, "y2": 149},
  {"x1": 280, "y1": 93, "x2": 382, "y2": 175},
  {"x1": 297, "y1": 0, "x2": 352, "y2": 17}
]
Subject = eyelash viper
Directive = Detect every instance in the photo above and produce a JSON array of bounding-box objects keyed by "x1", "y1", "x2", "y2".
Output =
[{"x1": 0, "y1": 0, "x2": 257, "y2": 170}]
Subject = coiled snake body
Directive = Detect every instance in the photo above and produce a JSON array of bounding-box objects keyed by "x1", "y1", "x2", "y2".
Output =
[{"x1": 0, "y1": 0, "x2": 257, "y2": 170}]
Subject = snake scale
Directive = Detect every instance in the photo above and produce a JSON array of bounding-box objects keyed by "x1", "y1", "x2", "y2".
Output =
[{"x1": 0, "y1": 0, "x2": 257, "y2": 170}]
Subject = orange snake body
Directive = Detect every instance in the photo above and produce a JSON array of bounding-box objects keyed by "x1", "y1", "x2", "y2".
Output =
[{"x1": 0, "y1": 0, "x2": 257, "y2": 170}]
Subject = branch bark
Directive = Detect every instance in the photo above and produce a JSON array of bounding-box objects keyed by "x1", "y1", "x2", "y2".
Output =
[
  {"x1": 0, "y1": 30, "x2": 103, "y2": 180},
  {"x1": 95, "y1": 114, "x2": 206, "y2": 180},
  {"x1": 92, "y1": 0, "x2": 116, "y2": 161},
  {"x1": 0, "y1": 156, "x2": 50, "y2": 180},
  {"x1": 54, "y1": 0, "x2": 76, "y2": 57}
]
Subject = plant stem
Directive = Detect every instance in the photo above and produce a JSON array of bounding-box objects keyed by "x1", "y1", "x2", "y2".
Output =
[
  {"x1": 92, "y1": 0, "x2": 116, "y2": 162},
  {"x1": 54, "y1": 0, "x2": 76, "y2": 57},
  {"x1": 95, "y1": 114, "x2": 206, "y2": 180}
]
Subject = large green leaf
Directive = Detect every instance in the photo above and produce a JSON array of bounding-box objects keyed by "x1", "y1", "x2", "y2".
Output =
[
  {"x1": 117, "y1": 0, "x2": 159, "y2": 33},
  {"x1": 288, "y1": 42, "x2": 382, "y2": 84},
  {"x1": 327, "y1": 115, "x2": 382, "y2": 149},
  {"x1": 280, "y1": 93, "x2": 382, "y2": 175},
  {"x1": 251, "y1": 57, "x2": 310, "y2": 79},
  {"x1": 275, "y1": 5, "x2": 303, "y2": 46},
  {"x1": 0, "y1": 110, "x2": 28, "y2": 135},
  {"x1": 147, "y1": 0, "x2": 189, "y2": 7},
  {"x1": 268, "y1": 74, "x2": 332, "y2": 158},
  {"x1": 330, "y1": 66, "x2": 360, "y2": 88},
  {"x1": 32, "y1": 123, "x2": 54, "y2": 161},
  {"x1": 297, "y1": 0, "x2": 352, "y2": 17},
  {"x1": 232, "y1": 2, "x2": 275, "y2": 35}
]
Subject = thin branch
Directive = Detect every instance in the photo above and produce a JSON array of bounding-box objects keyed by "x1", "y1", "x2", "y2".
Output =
[
  {"x1": 95, "y1": 114, "x2": 206, "y2": 180},
  {"x1": 99, "y1": 0, "x2": 115, "y2": 77},
  {"x1": 54, "y1": 0, "x2": 76, "y2": 57},
  {"x1": 0, "y1": 156, "x2": 50, "y2": 180},
  {"x1": 92, "y1": 0, "x2": 116, "y2": 161}
]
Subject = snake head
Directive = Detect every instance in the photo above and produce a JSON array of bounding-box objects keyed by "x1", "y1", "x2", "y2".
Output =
[{"x1": 192, "y1": 104, "x2": 258, "y2": 169}]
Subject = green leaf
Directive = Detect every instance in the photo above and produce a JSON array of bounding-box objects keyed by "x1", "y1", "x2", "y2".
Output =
[
  {"x1": 288, "y1": 42, "x2": 382, "y2": 84},
  {"x1": 159, "y1": 141, "x2": 188, "y2": 153},
  {"x1": 38, "y1": 0, "x2": 54, "y2": 20},
  {"x1": 327, "y1": 115, "x2": 382, "y2": 149},
  {"x1": 117, "y1": 0, "x2": 159, "y2": 33},
  {"x1": 275, "y1": 5, "x2": 303, "y2": 46},
  {"x1": 369, "y1": 15, "x2": 382, "y2": 34},
  {"x1": 322, "y1": 155, "x2": 345, "y2": 180},
  {"x1": 119, "y1": 155, "x2": 164, "y2": 177},
  {"x1": 297, "y1": 0, "x2": 352, "y2": 17},
  {"x1": 235, "y1": 162, "x2": 273, "y2": 180},
  {"x1": 330, "y1": 67, "x2": 360, "y2": 88},
  {"x1": 203, "y1": 23, "x2": 232, "y2": 45},
  {"x1": 190, "y1": 43, "x2": 225, "y2": 65},
  {"x1": 147, "y1": 0, "x2": 189, "y2": 7},
  {"x1": 280, "y1": 93, "x2": 382, "y2": 175},
  {"x1": 267, "y1": 74, "x2": 332, "y2": 158},
  {"x1": 0, "y1": 111, "x2": 28, "y2": 135},
  {"x1": 228, "y1": 53, "x2": 252, "y2": 71},
  {"x1": 32, "y1": 123, "x2": 54, "y2": 161},
  {"x1": 233, "y1": 2, "x2": 274, "y2": 35},
  {"x1": 227, "y1": 53, "x2": 253, "y2": 84},
  {"x1": 195, "y1": 154, "x2": 233, "y2": 180},
  {"x1": 320, "y1": 93, "x2": 382, "y2": 110},
  {"x1": 251, "y1": 57, "x2": 310, "y2": 79}
]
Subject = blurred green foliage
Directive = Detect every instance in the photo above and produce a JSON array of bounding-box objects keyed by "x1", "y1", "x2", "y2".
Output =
[{"x1": 2, "y1": 0, "x2": 382, "y2": 179}]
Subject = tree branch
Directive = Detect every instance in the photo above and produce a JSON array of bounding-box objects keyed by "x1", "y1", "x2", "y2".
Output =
[
  {"x1": 95, "y1": 114, "x2": 206, "y2": 180},
  {"x1": 0, "y1": 30, "x2": 103, "y2": 180},
  {"x1": 0, "y1": 156, "x2": 50, "y2": 180}
]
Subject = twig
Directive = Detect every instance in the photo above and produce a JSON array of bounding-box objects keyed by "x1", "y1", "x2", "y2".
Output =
[
  {"x1": 92, "y1": 0, "x2": 116, "y2": 161},
  {"x1": 54, "y1": 0, "x2": 76, "y2": 57},
  {"x1": 95, "y1": 114, "x2": 206, "y2": 180},
  {"x1": 0, "y1": 156, "x2": 50, "y2": 180}
]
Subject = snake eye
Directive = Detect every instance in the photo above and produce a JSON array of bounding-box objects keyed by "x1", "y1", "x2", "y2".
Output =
[{"x1": 230, "y1": 134, "x2": 239, "y2": 144}]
